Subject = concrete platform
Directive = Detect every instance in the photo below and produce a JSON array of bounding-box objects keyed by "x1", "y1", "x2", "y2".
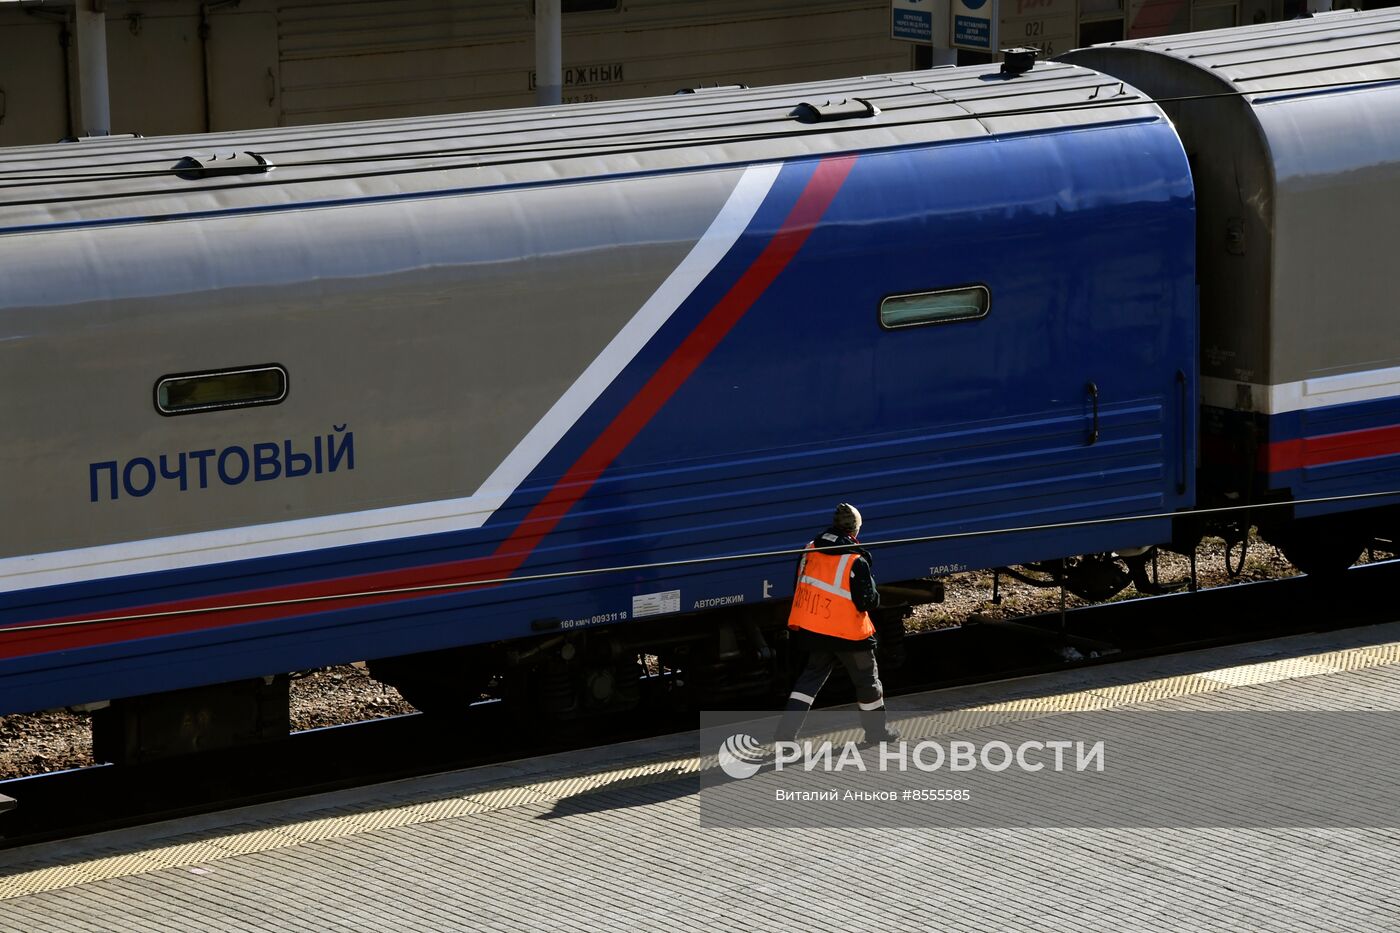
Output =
[{"x1": 5, "y1": 624, "x2": 1400, "y2": 932}]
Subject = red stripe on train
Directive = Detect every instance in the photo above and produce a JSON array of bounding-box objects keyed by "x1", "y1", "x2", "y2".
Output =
[
  {"x1": 0, "y1": 155, "x2": 858, "y2": 659},
  {"x1": 1265, "y1": 423, "x2": 1400, "y2": 473}
]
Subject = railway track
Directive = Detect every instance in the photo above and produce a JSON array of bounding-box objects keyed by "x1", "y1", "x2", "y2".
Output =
[{"x1": 3, "y1": 559, "x2": 1397, "y2": 849}]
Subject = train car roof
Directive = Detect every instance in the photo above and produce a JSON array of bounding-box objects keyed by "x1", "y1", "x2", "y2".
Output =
[
  {"x1": 1080, "y1": 6, "x2": 1400, "y2": 98},
  {"x1": 0, "y1": 59, "x2": 1164, "y2": 235}
]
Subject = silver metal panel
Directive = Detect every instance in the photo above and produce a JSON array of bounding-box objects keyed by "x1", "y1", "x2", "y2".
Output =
[
  {"x1": 1065, "y1": 8, "x2": 1400, "y2": 397},
  {"x1": 1260, "y1": 85, "x2": 1400, "y2": 383},
  {"x1": 0, "y1": 168, "x2": 742, "y2": 558}
]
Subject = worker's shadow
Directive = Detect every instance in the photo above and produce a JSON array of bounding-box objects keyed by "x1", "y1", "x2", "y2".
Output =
[
  {"x1": 535, "y1": 769, "x2": 701, "y2": 819},
  {"x1": 534, "y1": 752, "x2": 805, "y2": 820}
]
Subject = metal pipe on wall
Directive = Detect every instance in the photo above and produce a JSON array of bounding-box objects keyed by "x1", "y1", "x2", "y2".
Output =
[
  {"x1": 74, "y1": 0, "x2": 110, "y2": 136},
  {"x1": 200, "y1": 4, "x2": 213, "y2": 132},
  {"x1": 59, "y1": 24, "x2": 75, "y2": 139},
  {"x1": 535, "y1": 0, "x2": 562, "y2": 106},
  {"x1": 929, "y1": 0, "x2": 956, "y2": 68}
]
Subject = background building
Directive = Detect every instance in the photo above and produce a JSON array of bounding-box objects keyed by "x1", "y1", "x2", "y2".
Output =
[{"x1": 0, "y1": 0, "x2": 1393, "y2": 147}]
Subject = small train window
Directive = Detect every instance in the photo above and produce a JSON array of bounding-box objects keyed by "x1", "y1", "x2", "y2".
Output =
[
  {"x1": 154, "y1": 365, "x2": 288, "y2": 416},
  {"x1": 879, "y1": 286, "x2": 990, "y2": 329}
]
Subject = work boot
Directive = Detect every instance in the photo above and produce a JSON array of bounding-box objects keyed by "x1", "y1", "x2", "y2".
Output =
[
  {"x1": 859, "y1": 707, "x2": 900, "y2": 747},
  {"x1": 859, "y1": 726, "x2": 900, "y2": 748},
  {"x1": 773, "y1": 708, "x2": 807, "y2": 746}
]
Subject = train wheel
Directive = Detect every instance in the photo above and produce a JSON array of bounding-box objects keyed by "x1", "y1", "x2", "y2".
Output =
[
  {"x1": 1004, "y1": 555, "x2": 1133, "y2": 601},
  {"x1": 872, "y1": 607, "x2": 909, "y2": 673},
  {"x1": 1269, "y1": 518, "x2": 1367, "y2": 579},
  {"x1": 1122, "y1": 547, "x2": 1190, "y2": 595},
  {"x1": 366, "y1": 649, "x2": 495, "y2": 718}
]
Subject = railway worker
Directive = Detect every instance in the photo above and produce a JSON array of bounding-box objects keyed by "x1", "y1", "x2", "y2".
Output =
[{"x1": 774, "y1": 503, "x2": 900, "y2": 748}]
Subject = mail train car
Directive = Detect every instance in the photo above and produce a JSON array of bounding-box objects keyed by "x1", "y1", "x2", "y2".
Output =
[{"x1": 0, "y1": 11, "x2": 1396, "y2": 758}]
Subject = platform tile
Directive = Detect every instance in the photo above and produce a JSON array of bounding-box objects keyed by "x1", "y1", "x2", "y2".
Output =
[{"x1": 6, "y1": 640, "x2": 1400, "y2": 930}]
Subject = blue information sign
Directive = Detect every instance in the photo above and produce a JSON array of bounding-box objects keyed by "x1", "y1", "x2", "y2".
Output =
[
  {"x1": 954, "y1": 14, "x2": 992, "y2": 47},
  {"x1": 891, "y1": 0, "x2": 934, "y2": 42},
  {"x1": 950, "y1": 0, "x2": 998, "y2": 51}
]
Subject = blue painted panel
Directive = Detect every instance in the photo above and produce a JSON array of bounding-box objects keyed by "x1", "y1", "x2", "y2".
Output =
[{"x1": 0, "y1": 120, "x2": 1198, "y2": 714}]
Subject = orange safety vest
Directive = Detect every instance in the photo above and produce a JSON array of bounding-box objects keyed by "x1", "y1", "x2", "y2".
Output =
[{"x1": 787, "y1": 545, "x2": 876, "y2": 640}]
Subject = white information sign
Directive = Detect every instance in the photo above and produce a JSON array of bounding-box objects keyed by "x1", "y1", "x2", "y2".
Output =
[
  {"x1": 632, "y1": 589, "x2": 681, "y2": 618},
  {"x1": 951, "y1": 0, "x2": 999, "y2": 51}
]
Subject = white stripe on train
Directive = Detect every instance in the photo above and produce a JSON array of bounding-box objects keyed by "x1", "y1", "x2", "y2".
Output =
[
  {"x1": 0, "y1": 163, "x2": 784, "y2": 594},
  {"x1": 1201, "y1": 366, "x2": 1400, "y2": 415}
]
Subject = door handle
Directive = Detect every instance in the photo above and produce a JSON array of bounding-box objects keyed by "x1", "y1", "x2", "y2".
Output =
[
  {"x1": 1086, "y1": 382, "x2": 1099, "y2": 446},
  {"x1": 1176, "y1": 369, "x2": 1188, "y2": 494}
]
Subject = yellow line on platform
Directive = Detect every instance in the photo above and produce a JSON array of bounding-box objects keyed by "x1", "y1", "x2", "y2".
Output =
[{"x1": 3, "y1": 638, "x2": 1397, "y2": 900}]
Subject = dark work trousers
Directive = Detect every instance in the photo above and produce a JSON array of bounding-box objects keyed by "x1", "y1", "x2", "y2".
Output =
[{"x1": 774, "y1": 634, "x2": 889, "y2": 743}]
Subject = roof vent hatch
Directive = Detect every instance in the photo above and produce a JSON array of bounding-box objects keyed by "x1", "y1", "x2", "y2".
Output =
[
  {"x1": 173, "y1": 151, "x2": 272, "y2": 181},
  {"x1": 674, "y1": 84, "x2": 750, "y2": 94},
  {"x1": 791, "y1": 98, "x2": 880, "y2": 123}
]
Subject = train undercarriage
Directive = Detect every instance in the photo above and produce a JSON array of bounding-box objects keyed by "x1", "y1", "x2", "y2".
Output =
[
  {"x1": 364, "y1": 580, "x2": 944, "y2": 722},
  {"x1": 79, "y1": 503, "x2": 1400, "y2": 767},
  {"x1": 81, "y1": 578, "x2": 943, "y2": 765}
]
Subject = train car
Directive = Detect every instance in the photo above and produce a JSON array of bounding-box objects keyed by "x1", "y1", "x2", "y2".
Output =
[
  {"x1": 1064, "y1": 7, "x2": 1400, "y2": 574},
  {"x1": 0, "y1": 59, "x2": 1196, "y2": 751}
]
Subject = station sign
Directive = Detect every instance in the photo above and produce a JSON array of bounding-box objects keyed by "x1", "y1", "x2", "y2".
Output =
[
  {"x1": 950, "y1": 0, "x2": 999, "y2": 50},
  {"x1": 891, "y1": 0, "x2": 935, "y2": 42}
]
